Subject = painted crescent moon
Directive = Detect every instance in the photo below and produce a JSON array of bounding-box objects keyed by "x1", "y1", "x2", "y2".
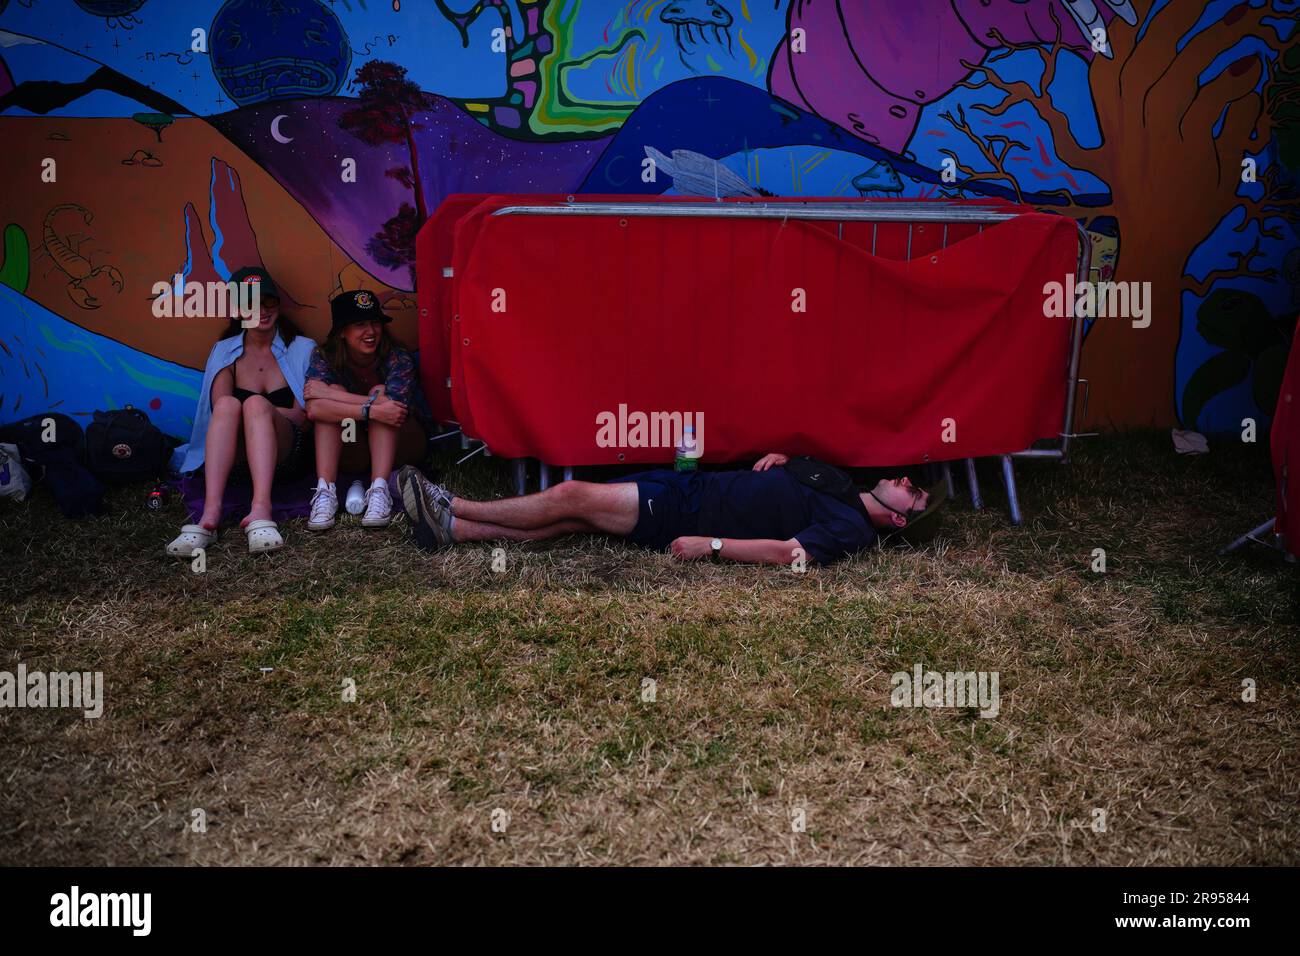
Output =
[{"x1": 270, "y1": 114, "x2": 293, "y2": 144}]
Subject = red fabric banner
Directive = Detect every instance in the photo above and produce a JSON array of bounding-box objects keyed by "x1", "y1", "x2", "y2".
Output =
[
  {"x1": 420, "y1": 195, "x2": 1079, "y2": 467},
  {"x1": 416, "y1": 193, "x2": 488, "y2": 424},
  {"x1": 416, "y1": 194, "x2": 1014, "y2": 433}
]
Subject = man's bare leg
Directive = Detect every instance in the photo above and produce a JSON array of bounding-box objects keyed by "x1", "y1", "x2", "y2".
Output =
[
  {"x1": 450, "y1": 517, "x2": 593, "y2": 542},
  {"x1": 451, "y1": 481, "x2": 638, "y2": 535}
]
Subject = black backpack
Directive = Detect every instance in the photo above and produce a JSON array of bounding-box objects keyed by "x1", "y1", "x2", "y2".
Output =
[
  {"x1": 782, "y1": 456, "x2": 873, "y2": 523},
  {"x1": 85, "y1": 406, "x2": 170, "y2": 485},
  {"x1": 0, "y1": 412, "x2": 105, "y2": 517}
]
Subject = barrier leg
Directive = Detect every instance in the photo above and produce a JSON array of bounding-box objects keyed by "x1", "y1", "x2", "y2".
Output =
[
  {"x1": 942, "y1": 462, "x2": 955, "y2": 500},
  {"x1": 1218, "y1": 519, "x2": 1278, "y2": 556},
  {"x1": 965, "y1": 458, "x2": 983, "y2": 511},
  {"x1": 538, "y1": 462, "x2": 551, "y2": 491},
  {"x1": 562, "y1": 466, "x2": 574, "y2": 483},
  {"x1": 512, "y1": 459, "x2": 527, "y2": 497},
  {"x1": 1000, "y1": 454, "x2": 1022, "y2": 525}
]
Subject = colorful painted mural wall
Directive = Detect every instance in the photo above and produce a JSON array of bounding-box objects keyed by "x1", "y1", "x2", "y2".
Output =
[{"x1": 0, "y1": 0, "x2": 1296, "y2": 442}]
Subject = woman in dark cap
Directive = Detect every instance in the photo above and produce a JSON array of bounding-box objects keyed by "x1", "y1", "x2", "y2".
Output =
[
  {"x1": 167, "y1": 266, "x2": 317, "y2": 556},
  {"x1": 302, "y1": 288, "x2": 432, "y2": 530}
]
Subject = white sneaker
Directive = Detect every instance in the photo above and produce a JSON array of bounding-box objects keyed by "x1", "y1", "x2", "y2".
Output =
[
  {"x1": 361, "y1": 480, "x2": 392, "y2": 528},
  {"x1": 308, "y1": 480, "x2": 338, "y2": 531}
]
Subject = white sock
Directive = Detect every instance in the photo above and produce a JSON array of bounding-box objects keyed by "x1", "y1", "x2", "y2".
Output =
[
  {"x1": 317, "y1": 477, "x2": 336, "y2": 492},
  {"x1": 370, "y1": 477, "x2": 388, "y2": 491}
]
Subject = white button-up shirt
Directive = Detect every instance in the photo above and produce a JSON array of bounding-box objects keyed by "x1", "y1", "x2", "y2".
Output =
[{"x1": 172, "y1": 330, "x2": 317, "y2": 473}]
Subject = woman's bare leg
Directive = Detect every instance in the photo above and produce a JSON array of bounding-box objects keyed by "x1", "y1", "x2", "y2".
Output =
[
  {"x1": 314, "y1": 420, "x2": 343, "y2": 485},
  {"x1": 200, "y1": 396, "x2": 243, "y2": 530},
  {"x1": 240, "y1": 395, "x2": 291, "y2": 526},
  {"x1": 366, "y1": 420, "x2": 399, "y2": 484},
  {"x1": 451, "y1": 481, "x2": 638, "y2": 534}
]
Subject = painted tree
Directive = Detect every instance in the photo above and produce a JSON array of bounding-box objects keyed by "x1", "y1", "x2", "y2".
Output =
[
  {"x1": 958, "y1": 1, "x2": 1298, "y2": 427},
  {"x1": 340, "y1": 61, "x2": 430, "y2": 222},
  {"x1": 132, "y1": 111, "x2": 173, "y2": 143},
  {"x1": 365, "y1": 202, "x2": 421, "y2": 286},
  {"x1": 340, "y1": 61, "x2": 432, "y2": 285},
  {"x1": 937, "y1": 103, "x2": 1030, "y2": 202}
]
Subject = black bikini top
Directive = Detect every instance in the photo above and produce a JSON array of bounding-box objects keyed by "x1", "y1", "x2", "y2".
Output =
[
  {"x1": 232, "y1": 384, "x2": 295, "y2": 409},
  {"x1": 225, "y1": 354, "x2": 295, "y2": 409}
]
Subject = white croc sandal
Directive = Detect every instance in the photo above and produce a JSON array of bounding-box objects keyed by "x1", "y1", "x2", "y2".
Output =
[
  {"x1": 166, "y1": 524, "x2": 216, "y2": 558},
  {"x1": 244, "y1": 519, "x2": 284, "y2": 554}
]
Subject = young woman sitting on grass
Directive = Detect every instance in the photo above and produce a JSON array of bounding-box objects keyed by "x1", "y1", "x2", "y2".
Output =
[
  {"x1": 166, "y1": 266, "x2": 317, "y2": 557},
  {"x1": 302, "y1": 289, "x2": 432, "y2": 531}
]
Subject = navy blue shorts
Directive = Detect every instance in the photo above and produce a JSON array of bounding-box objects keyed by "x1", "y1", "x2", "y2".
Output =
[{"x1": 610, "y1": 470, "x2": 702, "y2": 551}]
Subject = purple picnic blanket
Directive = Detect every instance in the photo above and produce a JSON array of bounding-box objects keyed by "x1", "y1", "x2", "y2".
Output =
[{"x1": 175, "y1": 471, "x2": 375, "y2": 526}]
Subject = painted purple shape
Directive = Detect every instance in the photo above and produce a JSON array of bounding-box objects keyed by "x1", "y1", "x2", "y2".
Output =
[
  {"x1": 771, "y1": 0, "x2": 1113, "y2": 151},
  {"x1": 493, "y1": 105, "x2": 522, "y2": 128},
  {"x1": 210, "y1": 96, "x2": 609, "y2": 290},
  {"x1": 409, "y1": 102, "x2": 609, "y2": 232}
]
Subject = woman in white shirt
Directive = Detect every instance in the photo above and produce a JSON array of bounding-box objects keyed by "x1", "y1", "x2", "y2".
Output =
[{"x1": 166, "y1": 267, "x2": 317, "y2": 556}]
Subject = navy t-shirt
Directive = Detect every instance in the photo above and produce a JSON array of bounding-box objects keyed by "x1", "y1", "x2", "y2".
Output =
[{"x1": 696, "y1": 468, "x2": 878, "y2": 564}]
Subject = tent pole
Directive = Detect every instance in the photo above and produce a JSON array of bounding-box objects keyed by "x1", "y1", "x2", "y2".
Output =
[
  {"x1": 1001, "y1": 455, "x2": 1022, "y2": 525},
  {"x1": 1218, "y1": 519, "x2": 1277, "y2": 555},
  {"x1": 965, "y1": 458, "x2": 983, "y2": 511}
]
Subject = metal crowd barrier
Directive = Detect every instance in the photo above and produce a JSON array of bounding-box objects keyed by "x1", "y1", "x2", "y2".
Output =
[{"x1": 461, "y1": 198, "x2": 1092, "y2": 524}]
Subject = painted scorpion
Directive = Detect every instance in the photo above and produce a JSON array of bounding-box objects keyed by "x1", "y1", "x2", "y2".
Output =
[{"x1": 42, "y1": 203, "x2": 123, "y2": 310}]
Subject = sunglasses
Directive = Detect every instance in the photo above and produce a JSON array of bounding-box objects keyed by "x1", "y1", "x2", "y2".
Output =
[{"x1": 869, "y1": 487, "x2": 928, "y2": 521}]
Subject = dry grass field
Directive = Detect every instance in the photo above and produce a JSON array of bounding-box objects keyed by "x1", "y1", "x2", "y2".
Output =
[{"x1": 1, "y1": 432, "x2": 1296, "y2": 865}]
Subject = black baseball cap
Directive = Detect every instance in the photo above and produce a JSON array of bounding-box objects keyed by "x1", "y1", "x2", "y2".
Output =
[
  {"x1": 229, "y1": 266, "x2": 280, "y2": 302},
  {"x1": 330, "y1": 289, "x2": 390, "y2": 332},
  {"x1": 883, "y1": 479, "x2": 949, "y2": 546}
]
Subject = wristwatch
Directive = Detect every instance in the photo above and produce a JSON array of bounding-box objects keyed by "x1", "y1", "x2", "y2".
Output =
[
  {"x1": 710, "y1": 538, "x2": 723, "y2": 562},
  {"x1": 361, "y1": 396, "x2": 375, "y2": 421}
]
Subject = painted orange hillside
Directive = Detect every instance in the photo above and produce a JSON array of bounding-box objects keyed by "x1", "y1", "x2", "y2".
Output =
[{"x1": 0, "y1": 115, "x2": 416, "y2": 371}]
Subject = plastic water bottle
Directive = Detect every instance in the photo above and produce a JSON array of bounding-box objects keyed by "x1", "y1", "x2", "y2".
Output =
[
  {"x1": 345, "y1": 480, "x2": 366, "y2": 515},
  {"x1": 675, "y1": 424, "x2": 701, "y2": 472}
]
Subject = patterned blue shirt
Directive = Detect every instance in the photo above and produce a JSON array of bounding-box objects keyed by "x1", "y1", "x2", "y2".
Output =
[{"x1": 305, "y1": 344, "x2": 434, "y2": 435}]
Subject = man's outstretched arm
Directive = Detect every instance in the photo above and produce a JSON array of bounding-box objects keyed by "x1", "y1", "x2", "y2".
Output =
[{"x1": 669, "y1": 536, "x2": 806, "y2": 566}]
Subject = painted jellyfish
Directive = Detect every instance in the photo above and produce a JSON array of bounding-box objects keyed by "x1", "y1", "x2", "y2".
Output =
[
  {"x1": 770, "y1": 0, "x2": 1138, "y2": 151},
  {"x1": 660, "y1": 0, "x2": 734, "y2": 67},
  {"x1": 852, "y1": 161, "x2": 904, "y2": 199},
  {"x1": 72, "y1": 1, "x2": 149, "y2": 29}
]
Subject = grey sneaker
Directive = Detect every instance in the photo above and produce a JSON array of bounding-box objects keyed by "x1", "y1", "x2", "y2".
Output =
[
  {"x1": 397, "y1": 466, "x2": 454, "y2": 550},
  {"x1": 397, "y1": 465, "x2": 453, "y2": 521}
]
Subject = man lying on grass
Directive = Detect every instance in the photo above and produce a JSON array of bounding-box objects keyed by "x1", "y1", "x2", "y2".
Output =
[{"x1": 396, "y1": 453, "x2": 934, "y2": 566}]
